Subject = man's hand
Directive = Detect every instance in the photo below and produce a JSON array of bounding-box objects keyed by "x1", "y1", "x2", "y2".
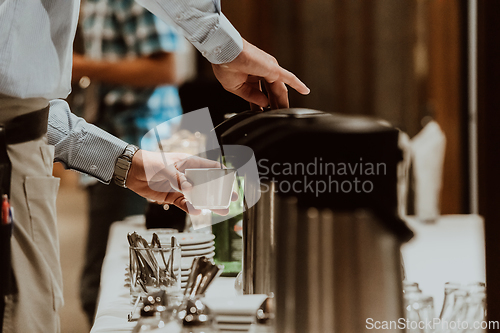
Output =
[
  {"x1": 212, "y1": 39, "x2": 310, "y2": 110},
  {"x1": 125, "y1": 150, "x2": 236, "y2": 215}
]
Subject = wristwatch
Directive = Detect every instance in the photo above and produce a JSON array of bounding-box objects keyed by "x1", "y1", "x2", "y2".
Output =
[{"x1": 113, "y1": 144, "x2": 140, "y2": 188}]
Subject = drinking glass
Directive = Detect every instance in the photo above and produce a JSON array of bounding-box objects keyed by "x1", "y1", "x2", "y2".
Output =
[
  {"x1": 404, "y1": 292, "x2": 435, "y2": 333},
  {"x1": 463, "y1": 284, "x2": 486, "y2": 333},
  {"x1": 436, "y1": 282, "x2": 486, "y2": 333},
  {"x1": 129, "y1": 243, "x2": 181, "y2": 302}
]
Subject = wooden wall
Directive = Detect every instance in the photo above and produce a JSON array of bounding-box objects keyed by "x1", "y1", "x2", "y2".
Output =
[
  {"x1": 222, "y1": 0, "x2": 466, "y2": 213},
  {"x1": 427, "y1": 0, "x2": 466, "y2": 214}
]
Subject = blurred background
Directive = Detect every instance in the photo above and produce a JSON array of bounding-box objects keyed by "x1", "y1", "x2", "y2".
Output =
[
  {"x1": 57, "y1": 0, "x2": 483, "y2": 332},
  {"x1": 194, "y1": 0, "x2": 470, "y2": 215}
]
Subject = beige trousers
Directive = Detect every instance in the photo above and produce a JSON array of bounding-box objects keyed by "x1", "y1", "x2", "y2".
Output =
[{"x1": 1, "y1": 97, "x2": 62, "y2": 333}]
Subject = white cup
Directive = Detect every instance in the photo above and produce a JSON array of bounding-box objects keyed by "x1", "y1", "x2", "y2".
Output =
[{"x1": 184, "y1": 168, "x2": 236, "y2": 209}]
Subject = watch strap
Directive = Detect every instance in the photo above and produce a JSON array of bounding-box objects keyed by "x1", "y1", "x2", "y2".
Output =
[{"x1": 113, "y1": 144, "x2": 139, "y2": 188}]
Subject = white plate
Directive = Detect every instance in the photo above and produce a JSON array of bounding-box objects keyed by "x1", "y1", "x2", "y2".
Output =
[
  {"x1": 177, "y1": 233, "x2": 215, "y2": 245},
  {"x1": 159, "y1": 233, "x2": 215, "y2": 246},
  {"x1": 181, "y1": 246, "x2": 215, "y2": 257},
  {"x1": 141, "y1": 228, "x2": 179, "y2": 238},
  {"x1": 180, "y1": 241, "x2": 215, "y2": 251}
]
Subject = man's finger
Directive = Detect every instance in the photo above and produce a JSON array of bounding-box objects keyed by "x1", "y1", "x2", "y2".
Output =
[
  {"x1": 163, "y1": 191, "x2": 202, "y2": 215},
  {"x1": 211, "y1": 208, "x2": 230, "y2": 216},
  {"x1": 249, "y1": 79, "x2": 263, "y2": 111},
  {"x1": 264, "y1": 81, "x2": 288, "y2": 109},
  {"x1": 278, "y1": 67, "x2": 310, "y2": 95},
  {"x1": 232, "y1": 82, "x2": 269, "y2": 108},
  {"x1": 174, "y1": 169, "x2": 192, "y2": 192},
  {"x1": 147, "y1": 166, "x2": 180, "y2": 192},
  {"x1": 174, "y1": 156, "x2": 221, "y2": 172},
  {"x1": 171, "y1": 193, "x2": 188, "y2": 211},
  {"x1": 250, "y1": 102, "x2": 263, "y2": 111},
  {"x1": 185, "y1": 201, "x2": 201, "y2": 215}
]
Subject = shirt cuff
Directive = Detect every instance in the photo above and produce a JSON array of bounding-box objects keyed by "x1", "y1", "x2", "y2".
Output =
[
  {"x1": 68, "y1": 130, "x2": 128, "y2": 184},
  {"x1": 191, "y1": 13, "x2": 243, "y2": 64},
  {"x1": 48, "y1": 99, "x2": 128, "y2": 184}
]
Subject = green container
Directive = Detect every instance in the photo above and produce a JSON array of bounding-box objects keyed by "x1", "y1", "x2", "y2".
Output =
[{"x1": 212, "y1": 177, "x2": 244, "y2": 276}]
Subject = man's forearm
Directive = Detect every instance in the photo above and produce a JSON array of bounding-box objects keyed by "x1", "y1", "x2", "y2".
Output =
[
  {"x1": 47, "y1": 99, "x2": 128, "y2": 183},
  {"x1": 72, "y1": 53, "x2": 177, "y2": 87}
]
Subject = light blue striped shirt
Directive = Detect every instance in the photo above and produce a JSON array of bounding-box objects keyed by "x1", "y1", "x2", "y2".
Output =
[{"x1": 0, "y1": 0, "x2": 243, "y2": 183}]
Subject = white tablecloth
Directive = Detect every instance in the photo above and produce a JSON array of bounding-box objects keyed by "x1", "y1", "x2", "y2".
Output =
[
  {"x1": 90, "y1": 216, "x2": 236, "y2": 333},
  {"x1": 401, "y1": 214, "x2": 485, "y2": 313},
  {"x1": 90, "y1": 214, "x2": 485, "y2": 332}
]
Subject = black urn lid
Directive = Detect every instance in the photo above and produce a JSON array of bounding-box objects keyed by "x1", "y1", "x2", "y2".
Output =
[{"x1": 214, "y1": 108, "x2": 412, "y2": 242}]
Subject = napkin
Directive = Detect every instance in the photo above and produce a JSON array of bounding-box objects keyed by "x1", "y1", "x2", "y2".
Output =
[
  {"x1": 202, "y1": 294, "x2": 268, "y2": 316},
  {"x1": 202, "y1": 294, "x2": 268, "y2": 329},
  {"x1": 410, "y1": 121, "x2": 446, "y2": 222}
]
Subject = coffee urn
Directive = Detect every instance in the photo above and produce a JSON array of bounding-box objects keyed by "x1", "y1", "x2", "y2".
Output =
[{"x1": 214, "y1": 109, "x2": 413, "y2": 333}]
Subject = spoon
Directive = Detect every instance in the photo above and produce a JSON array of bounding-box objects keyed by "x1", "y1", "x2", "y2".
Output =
[
  {"x1": 152, "y1": 233, "x2": 168, "y2": 269},
  {"x1": 197, "y1": 264, "x2": 224, "y2": 295},
  {"x1": 189, "y1": 274, "x2": 203, "y2": 299},
  {"x1": 170, "y1": 236, "x2": 177, "y2": 281},
  {"x1": 129, "y1": 232, "x2": 157, "y2": 284},
  {"x1": 136, "y1": 234, "x2": 159, "y2": 277},
  {"x1": 184, "y1": 256, "x2": 203, "y2": 297},
  {"x1": 127, "y1": 233, "x2": 149, "y2": 291},
  {"x1": 184, "y1": 257, "x2": 220, "y2": 297},
  {"x1": 128, "y1": 295, "x2": 142, "y2": 322}
]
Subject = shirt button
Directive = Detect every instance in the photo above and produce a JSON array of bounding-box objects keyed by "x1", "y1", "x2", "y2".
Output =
[
  {"x1": 176, "y1": 14, "x2": 183, "y2": 21},
  {"x1": 214, "y1": 46, "x2": 222, "y2": 55},
  {"x1": 90, "y1": 165, "x2": 98, "y2": 171},
  {"x1": 201, "y1": 51, "x2": 208, "y2": 57}
]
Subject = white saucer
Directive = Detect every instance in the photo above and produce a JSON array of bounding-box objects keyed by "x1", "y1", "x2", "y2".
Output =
[
  {"x1": 180, "y1": 241, "x2": 215, "y2": 251},
  {"x1": 181, "y1": 246, "x2": 215, "y2": 257},
  {"x1": 164, "y1": 233, "x2": 215, "y2": 246}
]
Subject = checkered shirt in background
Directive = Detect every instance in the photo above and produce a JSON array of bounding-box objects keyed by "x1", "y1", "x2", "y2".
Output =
[{"x1": 82, "y1": 0, "x2": 183, "y2": 146}]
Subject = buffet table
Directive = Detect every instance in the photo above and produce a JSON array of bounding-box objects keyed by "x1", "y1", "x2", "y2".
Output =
[
  {"x1": 91, "y1": 214, "x2": 485, "y2": 332},
  {"x1": 90, "y1": 215, "x2": 236, "y2": 333}
]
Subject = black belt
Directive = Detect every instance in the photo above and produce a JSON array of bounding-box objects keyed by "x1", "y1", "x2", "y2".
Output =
[
  {"x1": 0, "y1": 104, "x2": 49, "y2": 330},
  {"x1": 3, "y1": 105, "x2": 50, "y2": 145},
  {"x1": 0, "y1": 105, "x2": 49, "y2": 195}
]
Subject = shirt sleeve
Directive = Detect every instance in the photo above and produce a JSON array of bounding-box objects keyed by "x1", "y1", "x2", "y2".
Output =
[
  {"x1": 47, "y1": 99, "x2": 128, "y2": 184},
  {"x1": 136, "y1": 0, "x2": 243, "y2": 64}
]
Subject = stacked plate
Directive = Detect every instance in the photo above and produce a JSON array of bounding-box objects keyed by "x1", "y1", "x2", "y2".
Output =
[{"x1": 174, "y1": 233, "x2": 216, "y2": 290}]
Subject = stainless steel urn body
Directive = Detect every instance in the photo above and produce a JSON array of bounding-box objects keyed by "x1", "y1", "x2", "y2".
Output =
[{"x1": 215, "y1": 109, "x2": 413, "y2": 333}]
